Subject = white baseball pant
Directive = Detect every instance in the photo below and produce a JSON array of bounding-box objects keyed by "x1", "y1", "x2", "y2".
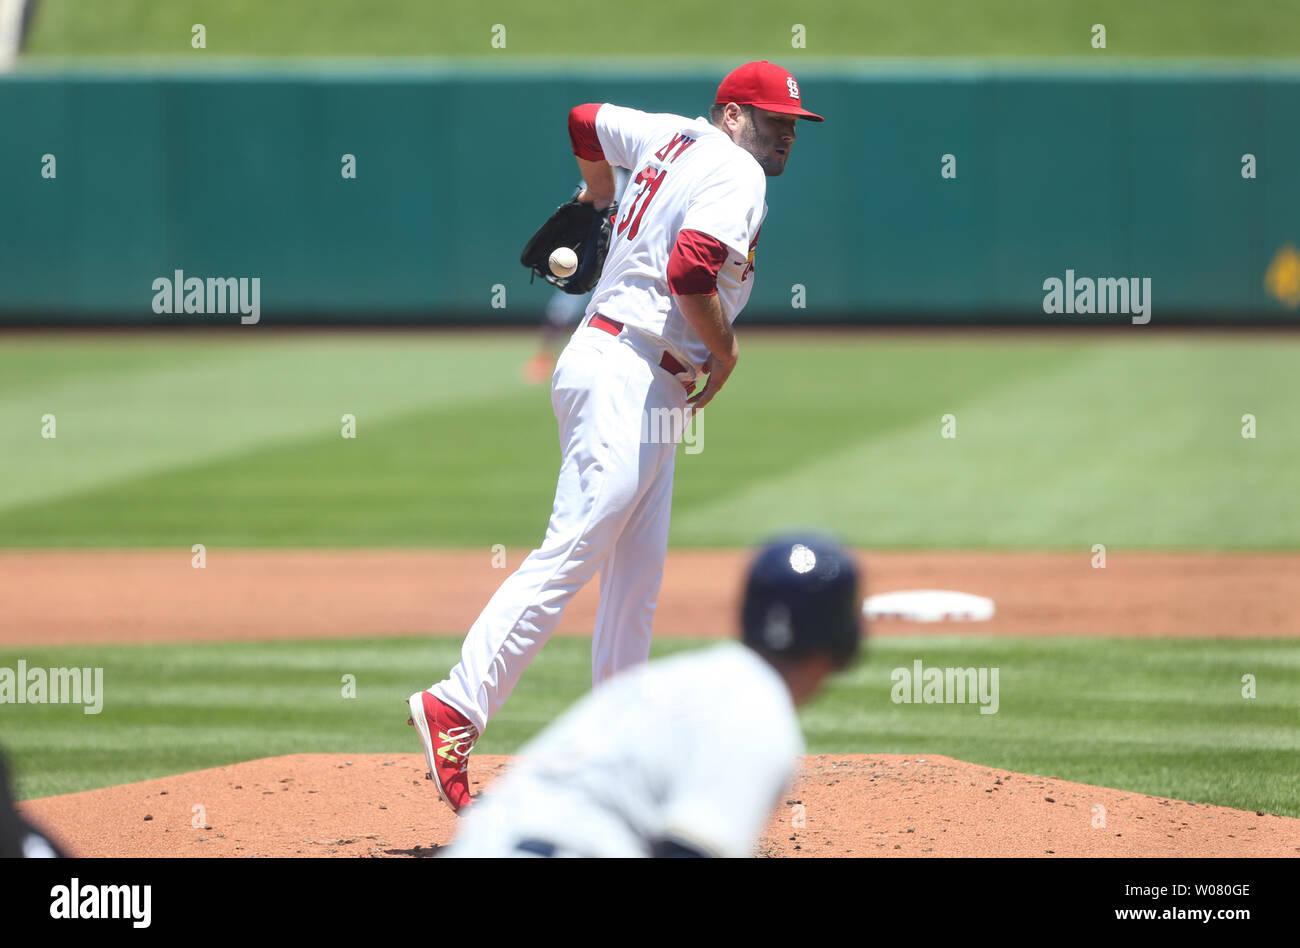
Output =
[{"x1": 432, "y1": 319, "x2": 690, "y2": 733}]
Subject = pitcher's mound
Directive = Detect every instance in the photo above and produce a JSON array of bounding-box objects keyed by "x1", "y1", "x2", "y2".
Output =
[{"x1": 18, "y1": 753, "x2": 1299, "y2": 858}]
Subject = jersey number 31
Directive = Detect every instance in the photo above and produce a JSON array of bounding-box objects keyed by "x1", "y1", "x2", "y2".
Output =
[{"x1": 617, "y1": 167, "x2": 667, "y2": 241}]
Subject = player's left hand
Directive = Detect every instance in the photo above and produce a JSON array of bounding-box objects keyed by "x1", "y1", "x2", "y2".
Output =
[{"x1": 686, "y1": 347, "x2": 738, "y2": 413}]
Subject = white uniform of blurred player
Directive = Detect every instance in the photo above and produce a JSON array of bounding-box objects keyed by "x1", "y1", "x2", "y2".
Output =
[
  {"x1": 408, "y1": 62, "x2": 825, "y2": 815},
  {"x1": 446, "y1": 536, "x2": 862, "y2": 858}
]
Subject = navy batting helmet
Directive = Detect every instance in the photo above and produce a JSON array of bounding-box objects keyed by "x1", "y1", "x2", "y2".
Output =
[{"x1": 741, "y1": 535, "x2": 862, "y2": 670}]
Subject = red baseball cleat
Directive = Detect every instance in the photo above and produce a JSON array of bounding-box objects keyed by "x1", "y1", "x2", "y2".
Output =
[{"x1": 406, "y1": 691, "x2": 479, "y2": 814}]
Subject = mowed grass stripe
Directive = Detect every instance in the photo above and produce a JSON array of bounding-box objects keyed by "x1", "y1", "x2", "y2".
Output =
[
  {"x1": 2, "y1": 636, "x2": 1296, "y2": 817},
  {"x1": 0, "y1": 334, "x2": 538, "y2": 518},
  {"x1": 677, "y1": 340, "x2": 1300, "y2": 549},
  {"x1": 672, "y1": 334, "x2": 1087, "y2": 520},
  {"x1": 0, "y1": 375, "x2": 561, "y2": 547},
  {"x1": 0, "y1": 338, "x2": 224, "y2": 395}
]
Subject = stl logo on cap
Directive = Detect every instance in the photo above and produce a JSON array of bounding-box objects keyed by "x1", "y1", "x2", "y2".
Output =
[{"x1": 714, "y1": 61, "x2": 825, "y2": 121}]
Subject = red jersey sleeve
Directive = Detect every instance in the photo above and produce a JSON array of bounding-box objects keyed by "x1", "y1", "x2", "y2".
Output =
[
  {"x1": 568, "y1": 103, "x2": 605, "y2": 161},
  {"x1": 667, "y1": 229, "x2": 732, "y2": 296}
]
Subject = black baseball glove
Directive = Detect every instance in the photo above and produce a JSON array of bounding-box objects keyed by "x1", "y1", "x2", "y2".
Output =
[{"x1": 520, "y1": 189, "x2": 617, "y2": 295}]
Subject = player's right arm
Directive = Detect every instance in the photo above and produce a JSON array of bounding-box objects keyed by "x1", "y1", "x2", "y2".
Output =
[
  {"x1": 568, "y1": 103, "x2": 678, "y2": 208},
  {"x1": 568, "y1": 104, "x2": 616, "y2": 208},
  {"x1": 575, "y1": 158, "x2": 616, "y2": 209}
]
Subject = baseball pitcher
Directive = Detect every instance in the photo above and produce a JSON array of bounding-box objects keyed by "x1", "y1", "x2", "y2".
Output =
[{"x1": 409, "y1": 61, "x2": 824, "y2": 814}]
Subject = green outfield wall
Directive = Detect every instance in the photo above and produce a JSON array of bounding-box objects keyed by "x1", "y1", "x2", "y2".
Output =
[{"x1": 2, "y1": 63, "x2": 1298, "y2": 324}]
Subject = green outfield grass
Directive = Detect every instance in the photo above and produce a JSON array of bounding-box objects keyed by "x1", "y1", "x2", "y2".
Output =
[
  {"x1": 23, "y1": 0, "x2": 1300, "y2": 60},
  {"x1": 2, "y1": 636, "x2": 1296, "y2": 816},
  {"x1": 1, "y1": 331, "x2": 1297, "y2": 550}
]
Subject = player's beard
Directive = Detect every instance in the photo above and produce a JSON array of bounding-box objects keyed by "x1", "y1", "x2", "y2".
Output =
[{"x1": 738, "y1": 119, "x2": 787, "y2": 177}]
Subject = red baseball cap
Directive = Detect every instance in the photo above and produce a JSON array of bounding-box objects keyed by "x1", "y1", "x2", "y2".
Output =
[{"x1": 714, "y1": 60, "x2": 824, "y2": 122}]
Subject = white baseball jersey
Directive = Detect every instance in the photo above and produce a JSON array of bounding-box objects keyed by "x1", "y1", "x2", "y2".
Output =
[
  {"x1": 445, "y1": 642, "x2": 804, "y2": 858},
  {"x1": 585, "y1": 105, "x2": 769, "y2": 370}
]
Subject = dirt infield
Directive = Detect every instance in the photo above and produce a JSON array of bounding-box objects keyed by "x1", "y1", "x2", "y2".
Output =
[
  {"x1": 8, "y1": 548, "x2": 1297, "y2": 858},
  {"x1": 19, "y1": 752, "x2": 1300, "y2": 858},
  {"x1": 2, "y1": 549, "x2": 1297, "y2": 646}
]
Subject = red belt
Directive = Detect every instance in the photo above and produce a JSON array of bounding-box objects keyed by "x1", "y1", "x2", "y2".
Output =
[{"x1": 588, "y1": 314, "x2": 687, "y2": 376}]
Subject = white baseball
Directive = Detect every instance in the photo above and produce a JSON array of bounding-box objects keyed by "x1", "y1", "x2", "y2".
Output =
[{"x1": 549, "y1": 247, "x2": 579, "y2": 278}]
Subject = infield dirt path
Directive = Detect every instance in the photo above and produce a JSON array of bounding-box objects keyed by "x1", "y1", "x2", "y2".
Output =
[
  {"x1": 2, "y1": 549, "x2": 1297, "y2": 646},
  {"x1": 19, "y1": 752, "x2": 1300, "y2": 858}
]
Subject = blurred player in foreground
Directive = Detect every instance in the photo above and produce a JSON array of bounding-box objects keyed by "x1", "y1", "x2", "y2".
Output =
[
  {"x1": 0, "y1": 749, "x2": 64, "y2": 858},
  {"x1": 444, "y1": 535, "x2": 863, "y2": 858}
]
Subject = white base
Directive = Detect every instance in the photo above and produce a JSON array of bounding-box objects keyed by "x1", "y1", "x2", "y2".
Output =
[{"x1": 863, "y1": 589, "x2": 996, "y2": 623}]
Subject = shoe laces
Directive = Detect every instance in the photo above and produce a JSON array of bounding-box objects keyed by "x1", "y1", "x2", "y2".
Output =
[{"x1": 439, "y1": 724, "x2": 479, "y2": 761}]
